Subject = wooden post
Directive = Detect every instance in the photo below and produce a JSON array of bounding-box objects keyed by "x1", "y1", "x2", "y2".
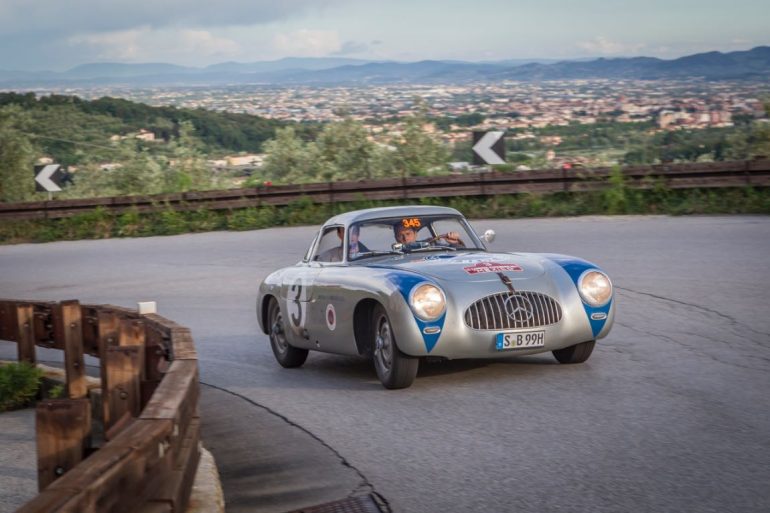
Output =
[
  {"x1": 120, "y1": 318, "x2": 146, "y2": 347},
  {"x1": 98, "y1": 310, "x2": 120, "y2": 429},
  {"x1": 0, "y1": 301, "x2": 15, "y2": 341},
  {"x1": 60, "y1": 300, "x2": 87, "y2": 399},
  {"x1": 98, "y1": 310, "x2": 120, "y2": 351},
  {"x1": 104, "y1": 345, "x2": 144, "y2": 437},
  {"x1": 80, "y1": 306, "x2": 101, "y2": 357},
  {"x1": 16, "y1": 303, "x2": 36, "y2": 364},
  {"x1": 36, "y1": 398, "x2": 91, "y2": 491}
]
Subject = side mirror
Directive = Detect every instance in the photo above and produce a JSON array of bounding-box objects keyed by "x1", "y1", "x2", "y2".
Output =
[{"x1": 482, "y1": 229, "x2": 496, "y2": 243}]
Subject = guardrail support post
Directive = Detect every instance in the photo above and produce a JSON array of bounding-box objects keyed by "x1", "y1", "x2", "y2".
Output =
[
  {"x1": 98, "y1": 310, "x2": 120, "y2": 428},
  {"x1": 16, "y1": 303, "x2": 36, "y2": 364},
  {"x1": 0, "y1": 301, "x2": 15, "y2": 341},
  {"x1": 59, "y1": 300, "x2": 87, "y2": 399},
  {"x1": 104, "y1": 345, "x2": 144, "y2": 438},
  {"x1": 120, "y1": 318, "x2": 146, "y2": 347},
  {"x1": 36, "y1": 398, "x2": 91, "y2": 491}
]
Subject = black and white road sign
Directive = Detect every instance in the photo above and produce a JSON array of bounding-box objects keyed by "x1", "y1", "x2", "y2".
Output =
[
  {"x1": 472, "y1": 131, "x2": 506, "y2": 165},
  {"x1": 34, "y1": 164, "x2": 64, "y2": 192}
]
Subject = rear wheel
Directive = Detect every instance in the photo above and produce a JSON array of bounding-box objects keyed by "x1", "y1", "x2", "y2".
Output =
[
  {"x1": 268, "y1": 298, "x2": 308, "y2": 368},
  {"x1": 552, "y1": 340, "x2": 595, "y2": 364},
  {"x1": 372, "y1": 305, "x2": 418, "y2": 389}
]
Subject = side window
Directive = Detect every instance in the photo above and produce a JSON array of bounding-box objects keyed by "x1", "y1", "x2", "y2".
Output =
[
  {"x1": 313, "y1": 226, "x2": 345, "y2": 262},
  {"x1": 303, "y1": 232, "x2": 320, "y2": 262}
]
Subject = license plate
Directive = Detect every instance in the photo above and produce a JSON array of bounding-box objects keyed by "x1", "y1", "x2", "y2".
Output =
[{"x1": 496, "y1": 330, "x2": 545, "y2": 350}]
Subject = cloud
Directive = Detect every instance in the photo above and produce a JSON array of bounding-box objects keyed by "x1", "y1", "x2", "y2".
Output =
[
  {"x1": 577, "y1": 36, "x2": 646, "y2": 56},
  {"x1": 0, "y1": 0, "x2": 344, "y2": 34},
  {"x1": 68, "y1": 27, "x2": 241, "y2": 64},
  {"x1": 333, "y1": 40, "x2": 369, "y2": 56},
  {"x1": 272, "y1": 29, "x2": 342, "y2": 57}
]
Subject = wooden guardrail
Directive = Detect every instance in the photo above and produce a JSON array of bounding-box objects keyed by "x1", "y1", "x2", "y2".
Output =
[
  {"x1": 1, "y1": 159, "x2": 768, "y2": 221},
  {"x1": 0, "y1": 299, "x2": 200, "y2": 513}
]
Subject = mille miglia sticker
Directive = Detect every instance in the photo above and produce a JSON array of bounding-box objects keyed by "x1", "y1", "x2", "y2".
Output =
[{"x1": 463, "y1": 262, "x2": 523, "y2": 274}]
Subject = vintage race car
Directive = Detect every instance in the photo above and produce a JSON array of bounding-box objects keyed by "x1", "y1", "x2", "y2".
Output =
[{"x1": 257, "y1": 206, "x2": 615, "y2": 389}]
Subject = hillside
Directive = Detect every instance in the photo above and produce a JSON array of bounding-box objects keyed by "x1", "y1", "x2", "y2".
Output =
[
  {"x1": 0, "y1": 92, "x2": 303, "y2": 165},
  {"x1": 1, "y1": 47, "x2": 768, "y2": 87}
]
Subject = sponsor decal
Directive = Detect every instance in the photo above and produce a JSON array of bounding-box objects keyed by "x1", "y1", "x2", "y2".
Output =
[
  {"x1": 325, "y1": 304, "x2": 336, "y2": 331},
  {"x1": 423, "y1": 326, "x2": 441, "y2": 335},
  {"x1": 591, "y1": 312, "x2": 608, "y2": 321},
  {"x1": 463, "y1": 261, "x2": 523, "y2": 274}
]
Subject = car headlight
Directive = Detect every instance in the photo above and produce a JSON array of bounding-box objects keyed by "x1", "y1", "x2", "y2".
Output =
[
  {"x1": 410, "y1": 283, "x2": 446, "y2": 320},
  {"x1": 578, "y1": 270, "x2": 613, "y2": 307}
]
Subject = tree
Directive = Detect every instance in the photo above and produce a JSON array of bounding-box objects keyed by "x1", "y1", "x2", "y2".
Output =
[
  {"x1": 0, "y1": 105, "x2": 38, "y2": 202},
  {"x1": 261, "y1": 127, "x2": 323, "y2": 183},
  {"x1": 389, "y1": 116, "x2": 449, "y2": 177},
  {"x1": 163, "y1": 121, "x2": 219, "y2": 191},
  {"x1": 315, "y1": 118, "x2": 378, "y2": 181}
]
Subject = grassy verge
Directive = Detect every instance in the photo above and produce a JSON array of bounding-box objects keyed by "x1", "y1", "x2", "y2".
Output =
[{"x1": 1, "y1": 186, "x2": 769, "y2": 245}]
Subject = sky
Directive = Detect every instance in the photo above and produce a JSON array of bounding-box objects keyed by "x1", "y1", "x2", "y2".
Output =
[{"x1": 0, "y1": 0, "x2": 768, "y2": 71}]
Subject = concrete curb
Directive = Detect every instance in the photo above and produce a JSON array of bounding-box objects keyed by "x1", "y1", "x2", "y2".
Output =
[{"x1": 188, "y1": 446, "x2": 226, "y2": 513}]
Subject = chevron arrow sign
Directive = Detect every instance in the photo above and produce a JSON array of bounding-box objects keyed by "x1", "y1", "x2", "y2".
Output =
[
  {"x1": 472, "y1": 131, "x2": 506, "y2": 165},
  {"x1": 34, "y1": 164, "x2": 63, "y2": 192}
]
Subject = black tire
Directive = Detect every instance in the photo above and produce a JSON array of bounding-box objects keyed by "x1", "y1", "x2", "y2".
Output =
[
  {"x1": 372, "y1": 304, "x2": 418, "y2": 389},
  {"x1": 268, "y1": 298, "x2": 308, "y2": 368},
  {"x1": 552, "y1": 340, "x2": 596, "y2": 364}
]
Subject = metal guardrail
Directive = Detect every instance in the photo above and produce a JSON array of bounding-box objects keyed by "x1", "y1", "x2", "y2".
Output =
[
  {"x1": 0, "y1": 299, "x2": 200, "y2": 513},
  {"x1": 1, "y1": 159, "x2": 769, "y2": 221}
]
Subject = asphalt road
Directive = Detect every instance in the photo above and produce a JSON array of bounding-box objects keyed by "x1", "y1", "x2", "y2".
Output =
[{"x1": 1, "y1": 215, "x2": 769, "y2": 513}]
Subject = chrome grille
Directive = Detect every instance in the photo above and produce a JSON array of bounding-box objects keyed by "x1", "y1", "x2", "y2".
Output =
[{"x1": 464, "y1": 291, "x2": 562, "y2": 330}]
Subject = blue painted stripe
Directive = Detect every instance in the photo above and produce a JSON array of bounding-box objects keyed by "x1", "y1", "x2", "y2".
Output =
[
  {"x1": 385, "y1": 271, "x2": 445, "y2": 353},
  {"x1": 542, "y1": 254, "x2": 612, "y2": 338}
]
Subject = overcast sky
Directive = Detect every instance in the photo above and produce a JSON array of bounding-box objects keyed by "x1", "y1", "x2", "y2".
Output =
[{"x1": 1, "y1": 0, "x2": 768, "y2": 71}]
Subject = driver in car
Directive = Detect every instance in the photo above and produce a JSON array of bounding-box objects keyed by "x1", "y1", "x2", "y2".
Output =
[{"x1": 394, "y1": 221, "x2": 464, "y2": 247}]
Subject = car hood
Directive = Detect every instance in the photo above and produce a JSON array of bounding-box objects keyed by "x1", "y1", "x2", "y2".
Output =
[{"x1": 368, "y1": 251, "x2": 546, "y2": 282}]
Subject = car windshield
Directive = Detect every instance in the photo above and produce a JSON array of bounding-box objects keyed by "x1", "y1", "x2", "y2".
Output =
[{"x1": 348, "y1": 215, "x2": 484, "y2": 261}]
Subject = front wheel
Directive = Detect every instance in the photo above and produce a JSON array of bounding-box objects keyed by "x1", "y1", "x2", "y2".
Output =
[
  {"x1": 552, "y1": 340, "x2": 595, "y2": 364},
  {"x1": 268, "y1": 298, "x2": 308, "y2": 368},
  {"x1": 372, "y1": 305, "x2": 418, "y2": 389}
]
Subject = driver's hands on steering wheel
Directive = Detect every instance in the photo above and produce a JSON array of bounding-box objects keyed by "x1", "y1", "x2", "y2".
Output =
[
  {"x1": 443, "y1": 231, "x2": 461, "y2": 245},
  {"x1": 434, "y1": 231, "x2": 464, "y2": 246}
]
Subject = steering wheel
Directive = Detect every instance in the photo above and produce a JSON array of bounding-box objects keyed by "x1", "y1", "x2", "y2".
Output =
[{"x1": 428, "y1": 233, "x2": 465, "y2": 247}]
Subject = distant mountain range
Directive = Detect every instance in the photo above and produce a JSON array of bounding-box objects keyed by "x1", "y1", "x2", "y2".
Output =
[{"x1": 1, "y1": 47, "x2": 768, "y2": 87}]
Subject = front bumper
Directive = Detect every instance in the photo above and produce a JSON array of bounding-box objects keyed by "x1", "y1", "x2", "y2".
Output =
[{"x1": 388, "y1": 281, "x2": 615, "y2": 360}]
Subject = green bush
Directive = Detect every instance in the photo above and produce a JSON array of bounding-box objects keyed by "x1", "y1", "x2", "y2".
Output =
[
  {"x1": 1, "y1": 186, "x2": 769, "y2": 245},
  {"x1": 47, "y1": 384, "x2": 64, "y2": 399},
  {"x1": 0, "y1": 362, "x2": 43, "y2": 411},
  {"x1": 157, "y1": 207, "x2": 188, "y2": 235}
]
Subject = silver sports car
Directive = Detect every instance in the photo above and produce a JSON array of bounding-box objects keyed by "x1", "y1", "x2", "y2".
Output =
[{"x1": 257, "y1": 206, "x2": 615, "y2": 389}]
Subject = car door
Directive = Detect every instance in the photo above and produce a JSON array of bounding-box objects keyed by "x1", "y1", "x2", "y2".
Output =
[{"x1": 282, "y1": 226, "x2": 342, "y2": 347}]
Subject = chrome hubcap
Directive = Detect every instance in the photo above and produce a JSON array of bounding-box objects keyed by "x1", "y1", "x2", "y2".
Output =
[
  {"x1": 270, "y1": 311, "x2": 288, "y2": 354},
  {"x1": 374, "y1": 317, "x2": 393, "y2": 372}
]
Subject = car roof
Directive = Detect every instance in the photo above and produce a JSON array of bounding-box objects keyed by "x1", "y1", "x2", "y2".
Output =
[{"x1": 323, "y1": 205, "x2": 464, "y2": 228}]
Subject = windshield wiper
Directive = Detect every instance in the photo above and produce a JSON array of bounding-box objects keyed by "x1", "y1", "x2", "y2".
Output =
[
  {"x1": 352, "y1": 250, "x2": 402, "y2": 260},
  {"x1": 408, "y1": 245, "x2": 457, "y2": 253}
]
